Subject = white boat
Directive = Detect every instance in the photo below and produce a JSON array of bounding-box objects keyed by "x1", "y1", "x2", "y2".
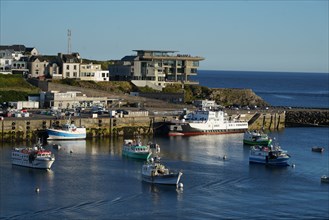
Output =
[
  {"x1": 12, "y1": 140, "x2": 55, "y2": 169},
  {"x1": 142, "y1": 157, "x2": 183, "y2": 185},
  {"x1": 47, "y1": 116, "x2": 86, "y2": 140},
  {"x1": 249, "y1": 144, "x2": 290, "y2": 166},
  {"x1": 243, "y1": 130, "x2": 271, "y2": 146},
  {"x1": 167, "y1": 108, "x2": 248, "y2": 136}
]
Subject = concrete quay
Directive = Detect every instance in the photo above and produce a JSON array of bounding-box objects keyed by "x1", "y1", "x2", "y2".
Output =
[
  {"x1": 0, "y1": 108, "x2": 327, "y2": 142},
  {"x1": 0, "y1": 109, "x2": 284, "y2": 142}
]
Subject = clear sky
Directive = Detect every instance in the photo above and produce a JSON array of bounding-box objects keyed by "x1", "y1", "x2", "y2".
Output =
[{"x1": 1, "y1": 0, "x2": 328, "y2": 73}]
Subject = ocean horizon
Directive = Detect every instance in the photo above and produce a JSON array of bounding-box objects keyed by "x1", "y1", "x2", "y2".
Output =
[{"x1": 193, "y1": 70, "x2": 329, "y2": 108}]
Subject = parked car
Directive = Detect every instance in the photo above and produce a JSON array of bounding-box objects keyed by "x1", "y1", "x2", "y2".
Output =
[{"x1": 116, "y1": 109, "x2": 129, "y2": 115}]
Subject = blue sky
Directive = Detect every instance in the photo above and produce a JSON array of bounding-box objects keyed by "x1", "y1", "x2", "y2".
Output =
[{"x1": 1, "y1": 0, "x2": 328, "y2": 73}]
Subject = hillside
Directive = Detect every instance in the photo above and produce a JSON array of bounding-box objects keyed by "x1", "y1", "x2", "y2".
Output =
[
  {"x1": 1, "y1": 74, "x2": 269, "y2": 108},
  {"x1": 0, "y1": 75, "x2": 40, "y2": 102},
  {"x1": 162, "y1": 84, "x2": 269, "y2": 107},
  {"x1": 52, "y1": 78, "x2": 136, "y2": 94}
]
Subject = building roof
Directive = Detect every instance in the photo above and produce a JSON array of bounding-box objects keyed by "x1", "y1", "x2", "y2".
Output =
[
  {"x1": 29, "y1": 55, "x2": 57, "y2": 63},
  {"x1": 121, "y1": 55, "x2": 138, "y2": 61},
  {"x1": 133, "y1": 50, "x2": 178, "y2": 53},
  {"x1": 0, "y1": 45, "x2": 26, "y2": 52},
  {"x1": 61, "y1": 53, "x2": 81, "y2": 63}
]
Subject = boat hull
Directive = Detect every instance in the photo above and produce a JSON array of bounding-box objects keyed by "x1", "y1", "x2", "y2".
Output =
[
  {"x1": 168, "y1": 123, "x2": 247, "y2": 136},
  {"x1": 142, "y1": 172, "x2": 182, "y2": 185},
  {"x1": 47, "y1": 128, "x2": 86, "y2": 140},
  {"x1": 122, "y1": 151, "x2": 151, "y2": 160},
  {"x1": 12, "y1": 157, "x2": 55, "y2": 169},
  {"x1": 243, "y1": 139, "x2": 270, "y2": 146},
  {"x1": 249, "y1": 156, "x2": 290, "y2": 166}
]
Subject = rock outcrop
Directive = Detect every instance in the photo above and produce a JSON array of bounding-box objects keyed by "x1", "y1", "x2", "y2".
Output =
[{"x1": 209, "y1": 88, "x2": 269, "y2": 107}]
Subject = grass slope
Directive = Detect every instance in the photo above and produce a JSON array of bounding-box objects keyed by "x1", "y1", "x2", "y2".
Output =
[{"x1": 0, "y1": 75, "x2": 40, "y2": 102}]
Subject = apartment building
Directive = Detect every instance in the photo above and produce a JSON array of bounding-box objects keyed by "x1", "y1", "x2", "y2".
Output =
[
  {"x1": 109, "y1": 50, "x2": 204, "y2": 89},
  {"x1": 80, "y1": 63, "x2": 109, "y2": 81}
]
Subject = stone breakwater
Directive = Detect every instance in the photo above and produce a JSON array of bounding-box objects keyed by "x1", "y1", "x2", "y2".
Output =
[{"x1": 285, "y1": 110, "x2": 329, "y2": 127}]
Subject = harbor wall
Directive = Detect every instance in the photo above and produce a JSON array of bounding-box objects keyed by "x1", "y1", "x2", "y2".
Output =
[
  {"x1": 2, "y1": 109, "x2": 327, "y2": 142},
  {"x1": 0, "y1": 112, "x2": 284, "y2": 142},
  {"x1": 0, "y1": 116, "x2": 158, "y2": 142},
  {"x1": 247, "y1": 111, "x2": 286, "y2": 131}
]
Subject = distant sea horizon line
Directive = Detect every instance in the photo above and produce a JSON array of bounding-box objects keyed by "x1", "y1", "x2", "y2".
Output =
[{"x1": 199, "y1": 69, "x2": 329, "y2": 74}]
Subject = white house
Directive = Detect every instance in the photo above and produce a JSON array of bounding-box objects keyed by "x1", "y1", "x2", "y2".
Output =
[{"x1": 80, "y1": 63, "x2": 109, "y2": 81}]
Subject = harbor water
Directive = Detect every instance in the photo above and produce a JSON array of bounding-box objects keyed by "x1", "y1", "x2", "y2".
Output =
[
  {"x1": 0, "y1": 127, "x2": 328, "y2": 219},
  {"x1": 1, "y1": 71, "x2": 328, "y2": 219}
]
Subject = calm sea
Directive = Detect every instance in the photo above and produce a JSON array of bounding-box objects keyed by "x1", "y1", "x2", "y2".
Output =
[
  {"x1": 1, "y1": 71, "x2": 328, "y2": 219},
  {"x1": 194, "y1": 70, "x2": 329, "y2": 108}
]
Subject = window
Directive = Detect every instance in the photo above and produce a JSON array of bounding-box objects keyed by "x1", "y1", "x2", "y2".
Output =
[
  {"x1": 66, "y1": 65, "x2": 69, "y2": 70},
  {"x1": 66, "y1": 72, "x2": 70, "y2": 77},
  {"x1": 74, "y1": 65, "x2": 77, "y2": 70},
  {"x1": 192, "y1": 61, "x2": 199, "y2": 67}
]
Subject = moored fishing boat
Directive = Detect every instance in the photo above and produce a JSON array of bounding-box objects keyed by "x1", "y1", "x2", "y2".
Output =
[
  {"x1": 12, "y1": 140, "x2": 55, "y2": 169},
  {"x1": 47, "y1": 116, "x2": 86, "y2": 140},
  {"x1": 142, "y1": 157, "x2": 183, "y2": 185},
  {"x1": 167, "y1": 108, "x2": 248, "y2": 136},
  {"x1": 122, "y1": 138, "x2": 159, "y2": 160},
  {"x1": 249, "y1": 144, "x2": 290, "y2": 166},
  {"x1": 243, "y1": 130, "x2": 271, "y2": 146}
]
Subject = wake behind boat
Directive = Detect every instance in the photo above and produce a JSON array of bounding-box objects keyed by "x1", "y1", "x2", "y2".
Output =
[
  {"x1": 167, "y1": 108, "x2": 248, "y2": 136},
  {"x1": 47, "y1": 116, "x2": 86, "y2": 140},
  {"x1": 12, "y1": 140, "x2": 55, "y2": 169}
]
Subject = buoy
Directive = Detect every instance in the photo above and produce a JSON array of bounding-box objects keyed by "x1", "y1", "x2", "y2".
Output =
[
  {"x1": 223, "y1": 155, "x2": 227, "y2": 160},
  {"x1": 70, "y1": 150, "x2": 73, "y2": 154},
  {"x1": 177, "y1": 183, "x2": 184, "y2": 189},
  {"x1": 292, "y1": 163, "x2": 296, "y2": 168},
  {"x1": 35, "y1": 187, "x2": 40, "y2": 193}
]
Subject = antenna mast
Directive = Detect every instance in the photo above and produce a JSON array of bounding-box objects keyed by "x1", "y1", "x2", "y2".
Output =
[{"x1": 67, "y1": 29, "x2": 72, "y2": 54}]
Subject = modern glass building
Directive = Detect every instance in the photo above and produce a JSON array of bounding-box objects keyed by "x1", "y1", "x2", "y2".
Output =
[{"x1": 109, "y1": 50, "x2": 204, "y2": 89}]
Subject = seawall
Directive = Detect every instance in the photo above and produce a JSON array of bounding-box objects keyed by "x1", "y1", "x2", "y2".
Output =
[
  {"x1": 1, "y1": 109, "x2": 327, "y2": 142},
  {"x1": 285, "y1": 109, "x2": 329, "y2": 127},
  {"x1": 0, "y1": 116, "x2": 158, "y2": 142}
]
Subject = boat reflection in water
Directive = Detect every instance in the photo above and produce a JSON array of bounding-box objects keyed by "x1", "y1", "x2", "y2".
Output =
[{"x1": 47, "y1": 140, "x2": 87, "y2": 154}]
